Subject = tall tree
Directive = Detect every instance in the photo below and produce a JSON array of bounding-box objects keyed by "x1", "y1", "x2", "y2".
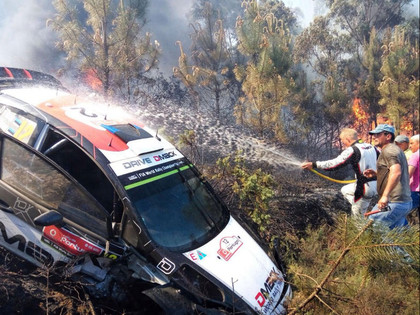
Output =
[
  {"x1": 49, "y1": 0, "x2": 159, "y2": 99},
  {"x1": 378, "y1": 27, "x2": 419, "y2": 134},
  {"x1": 326, "y1": 0, "x2": 412, "y2": 47},
  {"x1": 359, "y1": 27, "x2": 382, "y2": 128},
  {"x1": 294, "y1": 0, "x2": 414, "y2": 140},
  {"x1": 174, "y1": 1, "x2": 238, "y2": 120},
  {"x1": 234, "y1": 0, "x2": 292, "y2": 139},
  {"x1": 293, "y1": 16, "x2": 351, "y2": 147}
]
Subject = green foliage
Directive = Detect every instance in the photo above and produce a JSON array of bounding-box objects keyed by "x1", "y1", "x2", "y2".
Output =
[
  {"x1": 360, "y1": 27, "x2": 383, "y2": 126},
  {"x1": 326, "y1": 0, "x2": 412, "y2": 45},
  {"x1": 378, "y1": 27, "x2": 419, "y2": 133},
  {"x1": 235, "y1": 0, "x2": 292, "y2": 139},
  {"x1": 211, "y1": 153, "x2": 275, "y2": 233},
  {"x1": 294, "y1": 0, "x2": 417, "y2": 138},
  {"x1": 322, "y1": 76, "x2": 352, "y2": 126},
  {"x1": 293, "y1": 16, "x2": 352, "y2": 139},
  {"x1": 284, "y1": 215, "x2": 420, "y2": 314}
]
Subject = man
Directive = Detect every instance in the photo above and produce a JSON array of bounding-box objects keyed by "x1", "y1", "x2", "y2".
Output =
[
  {"x1": 301, "y1": 128, "x2": 378, "y2": 217},
  {"x1": 408, "y1": 135, "x2": 419, "y2": 210},
  {"x1": 395, "y1": 134, "x2": 412, "y2": 160},
  {"x1": 363, "y1": 124, "x2": 412, "y2": 229}
]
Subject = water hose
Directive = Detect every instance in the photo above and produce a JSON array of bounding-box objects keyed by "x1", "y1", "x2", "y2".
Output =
[{"x1": 309, "y1": 168, "x2": 356, "y2": 184}]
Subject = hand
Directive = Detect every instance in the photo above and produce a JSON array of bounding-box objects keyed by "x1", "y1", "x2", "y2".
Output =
[
  {"x1": 377, "y1": 195, "x2": 389, "y2": 210},
  {"x1": 363, "y1": 169, "x2": 376, "y2": 178},
  {"x1": 301, "y1": 162, "x2": 313, "y2": 170}
]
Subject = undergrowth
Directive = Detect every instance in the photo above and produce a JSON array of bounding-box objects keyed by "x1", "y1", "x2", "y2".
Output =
[{"x1": 282, "y1": 215, "x2": 420, "y2": 315}]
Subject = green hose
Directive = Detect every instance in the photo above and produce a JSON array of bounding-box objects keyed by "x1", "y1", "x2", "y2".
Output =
[{"x1": 309, "y1": 168, "x2": 356, "y2": 184}]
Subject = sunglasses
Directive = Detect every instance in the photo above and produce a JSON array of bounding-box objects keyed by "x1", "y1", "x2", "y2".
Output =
[{"x1": 373, "y1": 132, "x2": 390, "y2": 137}]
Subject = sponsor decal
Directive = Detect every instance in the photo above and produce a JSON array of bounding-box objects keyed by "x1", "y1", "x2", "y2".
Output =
[
  {"x1": 12, "y1": 197, "x2": 42, "y2": 224},
  {"x1": 123, "y1": 157, "x2": 153, "y2": 169},
  {"x1": 188, "y1": 250, "x2": 207, "y2": 261},
  {"x1": 217, "y1": 235, "x2": 243, "y2": 261},
  {"x1": 152, "y1": 151, "x2": 177, "y2": 162},
  {"x1": 122, "y1": 151, "x2": 177, "y2": 169},
  {"x1": 42, "y1": 226, "x2": 103, "y2": 257},
  {"x1": 0, "y1": 221, "x2": 54, "y2": 266},
  {"x1": 123, "y1": 160, "x2": 190, "y2": 190},
  {"x1": 111, "y1": 150, "x2": 181, "y2": 176},
  {"x1": 254, "y1": 268, "x2": 284, "y2": 311},
  {"x1": 156, "y1": 257, "x2": 176, "y2": 275}
]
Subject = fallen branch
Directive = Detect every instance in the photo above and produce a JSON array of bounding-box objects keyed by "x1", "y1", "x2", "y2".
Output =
[{"x1": 288, "y1": 220, "x2": 374, "y2": 315}]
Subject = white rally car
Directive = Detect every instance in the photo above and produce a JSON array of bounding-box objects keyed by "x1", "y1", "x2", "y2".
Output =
[{"x1": 0, "y1": 67, "x2": 291, "y2": 314}]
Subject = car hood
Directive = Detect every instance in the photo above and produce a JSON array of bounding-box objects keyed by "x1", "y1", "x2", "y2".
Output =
[{"x1": 183, "y1": 216, "x2": 289, "y2": 314}]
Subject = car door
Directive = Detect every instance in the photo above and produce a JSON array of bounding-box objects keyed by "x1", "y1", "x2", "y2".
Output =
[{"x1": 0, "y1": 131, "x2": 111, "y2": 265}]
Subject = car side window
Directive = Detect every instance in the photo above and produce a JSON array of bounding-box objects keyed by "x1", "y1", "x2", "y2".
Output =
[
  {"x1": 0, "y1": 136, "x2": 108, "y2": 236},
  {"x1": 41, "y1": 129, "x2": 122, "y2": 219}
]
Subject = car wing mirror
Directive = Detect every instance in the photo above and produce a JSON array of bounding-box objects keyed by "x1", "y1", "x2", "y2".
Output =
[{"x1": 34, "y1": 210, "x2": 64, "y2": 227}]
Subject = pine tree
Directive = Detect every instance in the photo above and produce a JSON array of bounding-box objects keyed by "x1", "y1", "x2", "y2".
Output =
[
  {"x1": 49, "y1": 0, "x2": 159, "y2": 99},
  {"x1": 235, "y1": 0, "x2": 292, "y2": 139},
  {"x1": 286, "y1": 215, "x2": 420, "y2": 314},
  {"x1": 378, "y1": 27, "x2": 419, "y2": 133},
  {"x1": 173, "y1": 1, "x2": 237, "y2": 119},
  {"x1": 360, "y1": 27, "x2": 382, "y2": 129}
]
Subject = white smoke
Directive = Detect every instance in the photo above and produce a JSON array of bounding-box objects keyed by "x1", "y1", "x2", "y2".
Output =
[
  {"x1": 0, "y1": 0, "x2": 62, "y2": 73},
  {"x1": 145, "y1": 0, "x2": 193, "y2": 76}
]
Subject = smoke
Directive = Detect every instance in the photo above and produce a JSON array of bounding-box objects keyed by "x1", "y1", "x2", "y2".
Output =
[
  {"x1": 0, "y1": 0, "x2": 63, "y2": 73},
  {"x1": 0, "y1": 0, "x2": 193, "y2": 77},
  {"x1": 1, "y1": 0, "x2": 417, "y2": 77},
  {"x1": 145, "y1": 0, "x2": 193, "y2": 76}
]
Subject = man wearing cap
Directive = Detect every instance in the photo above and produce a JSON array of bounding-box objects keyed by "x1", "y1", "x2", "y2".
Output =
[
  {"x1": 301, "y1": 128, "x2": 378, "y2": 217},
  {"x1": 364, "y1": 124, "x2": 412, "y2": 228},
  {"x1": 395, "y1": 134, "x2": 412, "y2": 160}
]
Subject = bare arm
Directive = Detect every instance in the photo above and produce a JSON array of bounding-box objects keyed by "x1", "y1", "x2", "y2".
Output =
[
  {"x1": 408, "y1": 165, "x2": 415, "y2": 178},
  {"x1": 377, "y1": 163, "x2": 401, "y2": 209}
]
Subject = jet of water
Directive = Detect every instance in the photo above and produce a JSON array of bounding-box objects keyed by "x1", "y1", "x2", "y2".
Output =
[{"x1": 130, "y1": 101, "x2": 304, "y2": 170}]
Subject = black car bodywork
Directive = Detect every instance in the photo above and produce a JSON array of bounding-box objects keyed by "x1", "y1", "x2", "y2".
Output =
[{"x1": 0, "y1": 67, "x2": 291, "y2": 314}]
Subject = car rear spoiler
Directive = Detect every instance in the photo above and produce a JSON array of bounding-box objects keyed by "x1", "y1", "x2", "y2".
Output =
[{"x1": 0, "y1": 66, "x2": 65, "y2": 90}]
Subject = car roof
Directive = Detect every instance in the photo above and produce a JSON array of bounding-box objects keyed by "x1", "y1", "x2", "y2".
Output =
[{"x1": 0, "y1": 67, "x2": 174, "y2": 165}]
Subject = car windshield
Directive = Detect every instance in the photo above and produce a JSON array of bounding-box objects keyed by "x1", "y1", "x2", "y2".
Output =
[{"x1": 126, "y1": 165, "x2": 229, "y2": 252}]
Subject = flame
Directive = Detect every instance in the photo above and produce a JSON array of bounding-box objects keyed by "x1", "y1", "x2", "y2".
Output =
[
  {"x1": 83, "y1": 68, "x2": 103, "y2": 91},
  {"x1": 352, "y1": 98, "x2": 369, "y2": 126},
  {"x1": 400, "y1": 120, "x2": 413, "y2": 133},
  {"x1": 350, "y1": 98, "x2": 370, "y2": 140}
]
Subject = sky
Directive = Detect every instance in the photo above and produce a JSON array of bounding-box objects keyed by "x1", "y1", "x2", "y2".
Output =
[{"x1": 0, "y1": 0, "x2": 418, "y2": 76}]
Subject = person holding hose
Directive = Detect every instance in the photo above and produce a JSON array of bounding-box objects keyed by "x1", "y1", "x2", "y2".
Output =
[
  {"x1": 301, "y1": 128, "x2": 378, "y2": 217},
  {"x1": 363, "y1": 124, "x2": 412, "y2": 228}
]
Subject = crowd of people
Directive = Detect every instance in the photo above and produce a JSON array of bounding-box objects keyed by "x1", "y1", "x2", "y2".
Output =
[{"x1": 301, "y1": 125, "x2": 419, "y2": 230}]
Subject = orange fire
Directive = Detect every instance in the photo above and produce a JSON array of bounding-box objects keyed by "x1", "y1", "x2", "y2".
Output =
[
  {"x1": 400, "y1": 120, "x2": 413, "y2": 134},
  {"x1": 352, "y1": 98, "x2": 369, "y2": 126},
  {"x1": 351, "y1": 98, "x2": 371, "y2": 139},
  {"x1": 84, "y1": 69, "x2": 103, "y2": 91}
]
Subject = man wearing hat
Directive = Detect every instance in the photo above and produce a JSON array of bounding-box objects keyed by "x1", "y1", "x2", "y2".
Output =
[
  {"x1": 364, "y1": 124, "x2": 412, "y2": 228},
  {"x1": 395, "y1": 134, "x2": 412, "y2": 160}
]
